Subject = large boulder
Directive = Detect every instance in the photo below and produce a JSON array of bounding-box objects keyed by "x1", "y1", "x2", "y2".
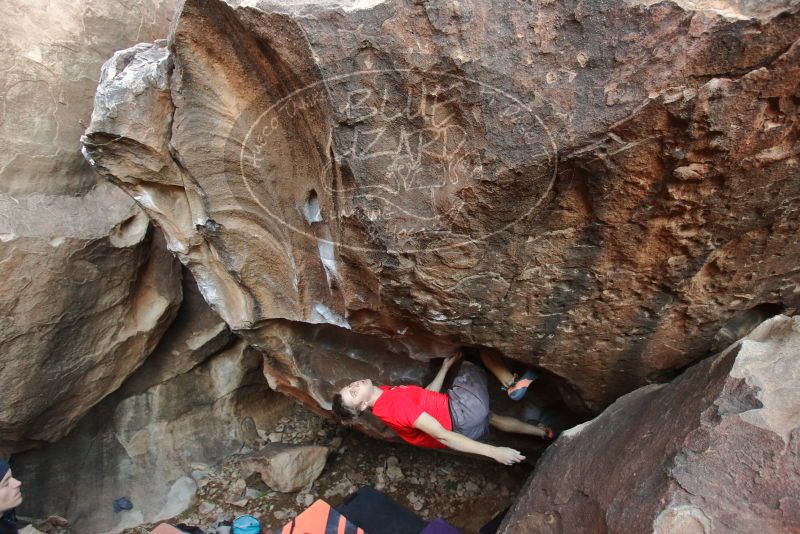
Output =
[
  {"x1": 501, "y1": 314, "x2": 800, "y2": 533},
  {"x1": 0, "y1": 195, "x2": 181, "y2": 451},
  {"x1": 12, "y1": 271, "x2": 292, "y2": 533},
  {"x1": 83, "y1": 0, "x2": 800, "y2": 413},
  {"x1": 239, "y1": 443, "x2": 330, "y2": 493},
  {"x1": 0, "y1": 0, "x2": 183, "y2": 453}
]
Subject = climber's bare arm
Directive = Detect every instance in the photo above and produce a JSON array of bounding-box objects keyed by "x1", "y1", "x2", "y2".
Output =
[
  {"x1": 425, "y1": 352, "x2": 460, "y2": 392},
  {"x1": 413, "y1": 412, "x2": 524, "y2": 465}
]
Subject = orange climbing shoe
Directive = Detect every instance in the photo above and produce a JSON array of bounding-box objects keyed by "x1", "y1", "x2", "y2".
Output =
[{"x1": 503, "y1": 369, "x2": 539, "y2": 400}]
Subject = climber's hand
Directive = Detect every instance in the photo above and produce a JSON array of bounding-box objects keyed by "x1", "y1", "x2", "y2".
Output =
[
  {"x1": 443, "y1": 351, "x2": 461, "y2": 370},
  {"x1": 491, "y1": 447, "x2": 525, "y2": 465}
]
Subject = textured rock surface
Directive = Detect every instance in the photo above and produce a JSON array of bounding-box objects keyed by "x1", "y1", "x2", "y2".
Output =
[
  {"x1": 0, "y1": 0, "x2": 182, "y2": 453},
  {"x1": 0, "y1": 198, "x2": 181, "y2": 450},
  {"x1": 252, "y1": 320, "x2": 433, "y2": 420},
  {"x1": 501, "y1": 314, "x2": 800, "y2": 534},
  {"x1": 120, "y1": 269, "x2": 232, "y2": 393},
  {"x1": 239, "y1": 443, "x2": 330, "y2": 492},
  {"x1": 13, "y1": 273, "x2": 291, "y2": 533},
  {"x1": 83, "y1": 0, "x2": 800, "y2": 413},
  {"x1": 0, "y1": 0, "x2": 178, "y2": 196}
]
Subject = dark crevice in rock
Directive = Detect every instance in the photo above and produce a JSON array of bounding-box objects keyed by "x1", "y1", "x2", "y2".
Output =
[{"x1": 712, "y1": 302, "x2": 785, "y2": 352}]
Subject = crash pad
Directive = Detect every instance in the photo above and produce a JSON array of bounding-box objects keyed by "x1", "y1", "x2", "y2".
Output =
[
  {"x1": 275, "y1": 498, "x2": 364, "y2": 534},
  {"x1": 336, "y1": 486, "x2": 427, "y2": 534}
]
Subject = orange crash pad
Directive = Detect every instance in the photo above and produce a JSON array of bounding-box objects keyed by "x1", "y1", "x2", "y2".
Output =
[
  {"x1": 150, "y1": 524, "x2": 184, "y2": 534},
  {"x1": 276, "y1": 498, "x2": 365, "y2": 534}
]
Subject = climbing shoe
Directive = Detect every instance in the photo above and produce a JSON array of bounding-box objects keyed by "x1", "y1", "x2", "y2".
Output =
[{"x1": 503, "y1": 369, "x2": 539, "y2": 400}]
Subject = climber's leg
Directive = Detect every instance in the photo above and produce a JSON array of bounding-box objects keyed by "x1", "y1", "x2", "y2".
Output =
[
  {"x1": 480, "y1": 352, "x2": 515, "y2": 388},
  {"x1": 480, "y1": 352, "x2": 538, "y2": 400},
  {"x1": 489, "y1": 413, "x2": 552, "y2": 439}
]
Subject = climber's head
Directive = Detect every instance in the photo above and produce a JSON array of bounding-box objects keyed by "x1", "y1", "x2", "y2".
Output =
[
  {"x1": 333, "y1": 378, "x2": 374, "y2": 419},
  {"x1": 0, "y1": 460, "x2": 22, "y2": 513}
]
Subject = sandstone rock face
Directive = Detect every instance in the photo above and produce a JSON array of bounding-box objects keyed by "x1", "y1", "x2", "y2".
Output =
[
  {"x1": 13, "y1": 273, "x2": 291, "y2": 533},
  {"x1": 501, "y1": 314, "x2": 800, "y2": 534},
  {"x1": 0, "y1": 196, "x2": 181, "y2": 450},
  {"x1": 120, "y1": 269, "x2": 232, "y2": 393},
  {"x1": 0, "y1": 0, "x2": 182, "y2": 453},
  {"x1": 0, "y1": 0, "x2": 178, "y2": 196},
  {"x1": 83, "y1": 0, "x2": 800, "y2": 413},
  {"x1": 239, "y1": 443, "x2": 330, "y2": 492}
]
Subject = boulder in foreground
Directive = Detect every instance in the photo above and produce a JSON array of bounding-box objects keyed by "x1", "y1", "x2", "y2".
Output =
[{"x1": 502, "y1": 314, "x2": 800, "y2": 533}]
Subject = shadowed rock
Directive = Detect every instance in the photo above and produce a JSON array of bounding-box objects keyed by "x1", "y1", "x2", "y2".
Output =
[{"x1": 12, "y1": 271, "x2": 291, "y2": 533}]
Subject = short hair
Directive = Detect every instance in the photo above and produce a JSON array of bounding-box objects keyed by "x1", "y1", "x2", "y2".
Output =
[{"x1": 332, "y1": 392, "x2": 359, "y2": 420}]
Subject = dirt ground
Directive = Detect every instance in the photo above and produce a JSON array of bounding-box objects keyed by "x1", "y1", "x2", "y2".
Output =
[{"x1": 122, "y1": 403, "x2": 535, "y2": 534}]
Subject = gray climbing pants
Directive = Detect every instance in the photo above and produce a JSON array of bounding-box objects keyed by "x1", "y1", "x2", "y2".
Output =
[{"x1": 447, "y1": 362, "x2": 491, "y2": 442}]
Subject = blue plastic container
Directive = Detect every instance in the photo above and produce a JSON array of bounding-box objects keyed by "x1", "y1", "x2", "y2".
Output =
[{"x1": 233, "y1": 514, "x2": 261, "y2": 534}]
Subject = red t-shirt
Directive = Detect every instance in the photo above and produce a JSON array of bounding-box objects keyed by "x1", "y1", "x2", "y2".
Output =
[{"x1": 371, "y1": 385, "x2": 452, "y2": 449}]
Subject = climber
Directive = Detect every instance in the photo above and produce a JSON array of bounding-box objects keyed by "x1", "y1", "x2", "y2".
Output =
[
  {"x1": 0, "y1": 459, "x2": 22, "y2": 534},
  {"x1": 332, "y1": 350, "x2": 551, "y2": 465}
]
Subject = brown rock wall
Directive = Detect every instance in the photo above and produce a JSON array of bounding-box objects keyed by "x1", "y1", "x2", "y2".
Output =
[
  {"x1": 501, "y1": 314, "x2": 800, "y2": 534},
  {"x1": 0, "y1": 0, "x2": 183, "y2": 452},
  {"x1": 84, "y1": 0, "x2": 800, "y2": 413}
]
